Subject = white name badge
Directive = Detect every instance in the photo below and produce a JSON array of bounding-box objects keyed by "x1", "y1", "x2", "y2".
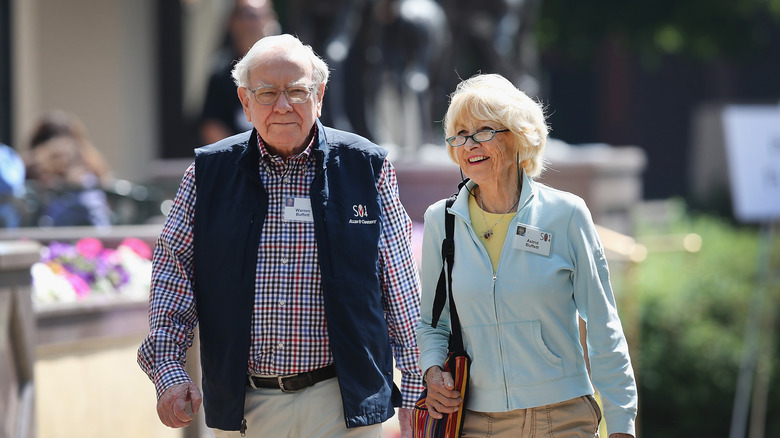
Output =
[
  {"x1": 283, "y1": 197, "x2": 314, "y2": 222},
  {"x1": 513, "y1": 223, "x2": 553, "y2": 257}
]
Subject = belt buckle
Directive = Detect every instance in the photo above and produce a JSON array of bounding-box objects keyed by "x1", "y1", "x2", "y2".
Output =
[{"x1": 277, "y1": 374, "x2": 298, "y2": 392}]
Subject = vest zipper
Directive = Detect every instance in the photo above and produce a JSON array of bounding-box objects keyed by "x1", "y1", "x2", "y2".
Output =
[{"x1": 240, "y1": 418, "x2": 247, "y2": 436}]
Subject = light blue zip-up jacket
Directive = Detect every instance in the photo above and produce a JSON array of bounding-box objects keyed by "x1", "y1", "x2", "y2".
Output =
[{"x1": 417, "y1": 171, "x2": 637, "y2": 436}]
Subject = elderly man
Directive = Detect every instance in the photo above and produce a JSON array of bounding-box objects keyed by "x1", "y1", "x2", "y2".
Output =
[{"x1": 139, "y1": 34, "x2": 423, "y2": 437}]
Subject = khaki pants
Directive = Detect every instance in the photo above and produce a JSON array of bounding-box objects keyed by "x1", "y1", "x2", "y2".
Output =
[
  {"x1": 461, "y1": 395, "x2": 602, "y2": 438},
  {"x1": 213, "y1": 378, "x2": 383, "y2": 438}
]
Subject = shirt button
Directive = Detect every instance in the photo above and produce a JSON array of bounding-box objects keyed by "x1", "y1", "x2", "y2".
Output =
[
  {"x1": 279, "y1": 300, "x2": 286, "y2": 306},
  {"x1": 283, "y1": 178, "x2": 290, "y2": 184},
  {"x1": 281, "y1": 257, "x2": 288, "y2": 264},
  {"x1": 277, "y1": 342, "x2": 284, "y2": 349}
]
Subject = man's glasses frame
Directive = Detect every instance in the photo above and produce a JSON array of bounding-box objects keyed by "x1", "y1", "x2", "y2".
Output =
[{"x1": 248, "y1": 84, "x2": 316, "y2": 105}]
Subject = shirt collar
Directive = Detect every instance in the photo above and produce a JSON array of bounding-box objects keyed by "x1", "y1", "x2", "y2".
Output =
[{"x1": 256, "y1": 125, "x2": 317, "y2": 163}]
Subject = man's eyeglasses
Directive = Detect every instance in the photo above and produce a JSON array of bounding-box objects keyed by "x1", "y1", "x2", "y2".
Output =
[
  {"x1": 248, "y1": 85, "x2": 316, "y2": 105},
  {"x1": 446, "y1": 129, "x2": 509, "y2": 147}
]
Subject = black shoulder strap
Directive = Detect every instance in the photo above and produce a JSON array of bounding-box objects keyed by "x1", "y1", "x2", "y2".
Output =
[
  {"x1": 430, "y1": 193, "x2": 457, "y2": 329},
  {"x1": 431, "y1": 178, "x2": 470, "y2": 329},
  {"x1": 431, "y1": 180, "x2": 470, "y2": 352},
  {"x1": 430, "y1": 192, "x2": 467, "y2": 353},
  {"x1": 444, "y1": 196, "x2": 466, "y2": 353}
]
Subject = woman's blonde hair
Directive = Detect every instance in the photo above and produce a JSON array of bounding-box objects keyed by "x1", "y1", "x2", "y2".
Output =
[{"x1": 443, "y1": 74, "x2": 548, "y2": 178}]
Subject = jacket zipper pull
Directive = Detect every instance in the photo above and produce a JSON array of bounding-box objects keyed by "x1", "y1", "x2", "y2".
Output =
[{"x1": 240, "y1": 418, "x2": 247, "y2": 436}]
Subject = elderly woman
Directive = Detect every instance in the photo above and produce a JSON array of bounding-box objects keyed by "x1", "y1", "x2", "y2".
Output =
[{"x1": 417, "y1": 74, "x2": 637, "y2": 438}]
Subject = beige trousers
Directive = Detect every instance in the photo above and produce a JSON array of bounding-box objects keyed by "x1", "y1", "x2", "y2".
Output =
[
  {"x1": 461, "y1": 395, "x2": 602, "y2": 438},
  {"x1": 213, "y1": 378, "x2": 383, "y2": 438}
]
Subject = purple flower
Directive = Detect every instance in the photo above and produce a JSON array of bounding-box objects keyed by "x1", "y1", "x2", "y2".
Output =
[
  {"x1": 42, "y1": 241, "x2": 77, "y2": 262},
  {"x1": 34, "y1": 238, "x2": 152, "y2": 301}
]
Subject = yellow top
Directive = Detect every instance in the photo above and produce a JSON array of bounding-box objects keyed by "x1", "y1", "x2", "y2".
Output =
[{"x1": 468, "y1": 194, "x2": 514, "y2": 272}]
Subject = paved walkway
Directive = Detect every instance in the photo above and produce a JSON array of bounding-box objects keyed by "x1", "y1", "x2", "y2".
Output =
[
  {"x1": 35, "y1": 338, "x2": 402, "y2": 437},
  {"x1": 35, "y1": 337, "x2": 178, "y2": 438}
]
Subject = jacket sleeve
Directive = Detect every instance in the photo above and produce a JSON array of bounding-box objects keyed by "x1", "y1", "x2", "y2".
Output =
[{"x1": 568, "y1": 198, "x2": 638, "y2": 436}]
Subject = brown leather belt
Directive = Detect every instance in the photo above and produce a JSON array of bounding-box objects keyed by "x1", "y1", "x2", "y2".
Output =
[{"x1": 247, "y1": 364, "x2": 337, "y2": 392}]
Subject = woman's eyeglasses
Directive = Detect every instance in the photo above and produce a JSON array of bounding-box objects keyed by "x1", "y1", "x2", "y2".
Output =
[{"x1": 446, "y1": 129, "x2": 509, "y2": 147}]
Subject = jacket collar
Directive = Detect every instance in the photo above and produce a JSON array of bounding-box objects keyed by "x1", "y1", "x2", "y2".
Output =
[
  {"x1": 234, "y1": 129, "x2": 261, "y2": 185},
  {"x1": 312, "y1": 118, "x2": 328, "y2": 167}
]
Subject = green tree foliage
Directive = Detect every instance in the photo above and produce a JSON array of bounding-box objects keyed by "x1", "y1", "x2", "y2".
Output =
[
  {"x1": 537, "y1": 0, "x2": 780, "y2": 63},
  {"x1": 634, "y1": 204, "x2": 780, "y2": 436}
]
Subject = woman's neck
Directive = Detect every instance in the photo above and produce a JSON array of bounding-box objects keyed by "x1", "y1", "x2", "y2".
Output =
[{"x1": 476, "y1": 179, "x2": 521, "y2": 214}]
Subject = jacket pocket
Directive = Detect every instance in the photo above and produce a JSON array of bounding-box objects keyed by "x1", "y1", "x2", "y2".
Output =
[
  {"x1": 502, "y1": 320, "x2": 565, "y2": 385},
  {"x1": 464, "y1": 320, "x2": 565, "y2": 390}
]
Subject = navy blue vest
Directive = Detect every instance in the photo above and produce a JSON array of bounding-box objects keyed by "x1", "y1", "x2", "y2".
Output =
[{"x1": 192, "y1": 121, "x2": 401, "y2": 431}]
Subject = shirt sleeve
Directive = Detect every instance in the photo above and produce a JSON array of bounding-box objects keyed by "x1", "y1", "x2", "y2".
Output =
[
  {"x1": 376, "y1": 159, "x2": 425, "y2": 408},
  {"x1": 569, "y1": 198, "x2": 638, "y2": 436},
  {"x1": 137, "y1": 163, "x2": 199, "y2": 399}
]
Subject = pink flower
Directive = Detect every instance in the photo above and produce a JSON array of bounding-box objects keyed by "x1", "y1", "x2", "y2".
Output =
[
  {"x1": 65, "y1": 272, "x2": 91, "y2": 299},
  {"x1": 101, "y1": 248, "x2": 119, "y2": 262},
  {"x1": 75, "y1": 238, "x2": 104, "y2": 259},
  {"x1": 119, "y1": 237, "x2": 153, "y2": 260}
]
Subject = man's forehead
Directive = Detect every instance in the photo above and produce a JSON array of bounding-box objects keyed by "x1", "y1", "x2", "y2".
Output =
[
  {"x1": 249, "y1": 55, "x2": 313, "y2": 86},
  {"x1": 250, "y1": 76, "x2": 311, "y2": 89}
]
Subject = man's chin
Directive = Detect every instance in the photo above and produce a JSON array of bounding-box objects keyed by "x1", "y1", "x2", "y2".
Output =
[{"x1": 263, "y1": 138, "x2": 305, "y2": 156}]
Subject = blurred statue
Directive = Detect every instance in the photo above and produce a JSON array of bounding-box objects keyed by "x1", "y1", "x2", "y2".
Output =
[
  {"x1": 441, "y1": 0, "x2": 543, "y2": 97},
  {"x1": 281, "y1": 0, "x2": 542, "y2": 156},
  {"x1": 368, "y1": 0, "x2": 451, "y2": 151},
  {"x1": 281, "y1": 0, "x2": 450, "y2": 154}
]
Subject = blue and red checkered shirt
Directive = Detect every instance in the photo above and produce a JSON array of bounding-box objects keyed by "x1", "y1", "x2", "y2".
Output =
[{"x1": 138, "y1": 132, "x2": 423, "y2": 408}]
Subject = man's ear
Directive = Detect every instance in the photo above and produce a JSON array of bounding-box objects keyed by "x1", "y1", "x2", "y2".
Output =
[
  {"x1": 315, "y1": 83, "x2": 326, "y2": 118},
  {"x1": 237, "y1": 87, "x2": 252, "y2": 122}
]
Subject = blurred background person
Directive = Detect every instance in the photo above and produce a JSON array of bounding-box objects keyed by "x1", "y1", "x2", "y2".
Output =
[
  {"x1": 0, "y1": 141, "x2": 26, "y2": 228},
  {"x1": 23, "y1": 110, "x2": 113, "y2": 227},
  {"x1": 199, "y1": 0, "x2": 280, "y2": 145}
]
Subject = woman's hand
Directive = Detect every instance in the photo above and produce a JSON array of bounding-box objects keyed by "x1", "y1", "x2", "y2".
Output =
[{"x1": 424, "y1": 366, "x2": 463, "y2": 419}]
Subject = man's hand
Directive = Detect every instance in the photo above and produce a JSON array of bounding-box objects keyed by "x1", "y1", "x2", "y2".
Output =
[
  {"x1": 423, "y1": 366, "x2": 462, "y2": 419},
  {"x1": 609, "y1": 434, "x2": 634, "y2": 438},
  {"x1": 397, "y1": 407, "x2": 413, "y2": 438},
  {"x1": 156, "y1": 382, "x2": 202, "y2": 428}
]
